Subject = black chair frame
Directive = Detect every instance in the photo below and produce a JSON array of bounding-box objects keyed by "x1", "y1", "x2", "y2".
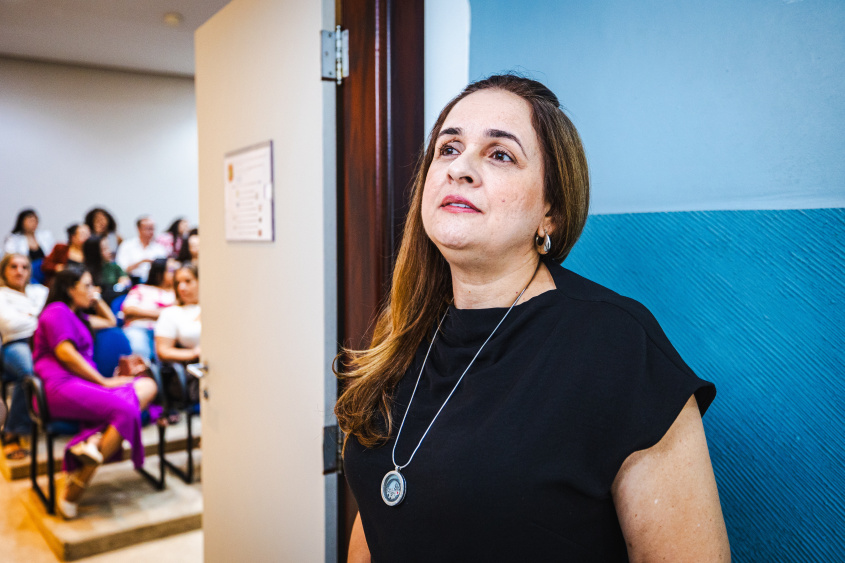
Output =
[
  {"x1": 22, "y1": 373, "x2": 166, "y2": 515},
  {"x1": 1, "y1": 345, "x2": 18, "y2": 444},
  {"x1": 154, "y1": 362, "x2": 198, "y2": 483}
]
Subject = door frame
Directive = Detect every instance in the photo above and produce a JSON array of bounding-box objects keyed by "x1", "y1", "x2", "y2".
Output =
[{"x1": 334, "y1": 0, "x2": 424, "y2": 559}]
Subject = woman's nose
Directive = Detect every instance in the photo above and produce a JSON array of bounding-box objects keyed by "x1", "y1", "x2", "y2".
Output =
[{"x1": 447, "y1": 152, "x2": 478, "y2": 186}]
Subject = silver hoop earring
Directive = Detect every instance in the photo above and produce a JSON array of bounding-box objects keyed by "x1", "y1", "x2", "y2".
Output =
[{"x1": 535, "y1": 233, "x2": 551, "y2": 255}]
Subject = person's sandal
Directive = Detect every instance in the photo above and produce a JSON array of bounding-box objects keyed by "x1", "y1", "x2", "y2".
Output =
[
  {"x1": 3, "y1": 439, "x2": 29, "y2": 461},
  {"x1": 69, "y1": 439, "x2": 103, "y2": 466},
  {"x1": 58, "y1": 474, "x2": 87, "y2": 520}
]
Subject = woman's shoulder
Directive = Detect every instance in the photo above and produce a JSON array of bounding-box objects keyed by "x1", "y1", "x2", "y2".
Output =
[
  {"x1": 41, "y1": 301, "x2": 72, "y2": 318},
  {"x1": 25, "y1": 284, "x2": 49, "y2": 306},
  {"x1": 157, "y1": 304, "x2": 182, "y2": 321},
  {"x1": 48, "y1": 243, "x2": 69, "y2": 255},
  {"x1": 549, "y1": 266, "x2": 661, "y2": 336}
]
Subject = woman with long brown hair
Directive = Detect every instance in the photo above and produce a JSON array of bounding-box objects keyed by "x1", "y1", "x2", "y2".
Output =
[
  {"x1": 33, "y1": 266, "x2": 158, "y2": 519},
  {"x1": 336, "y1": 75, "x2": 729, "y2": 561}
]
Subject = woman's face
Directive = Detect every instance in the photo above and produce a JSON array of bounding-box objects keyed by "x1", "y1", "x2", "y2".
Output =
[
  {"x1": 71, "y1": 224, "x2": 91, "y2": 247},
  {"x1": 92, "y1": 211, "x2": 109, "y2": 234},
  {"x1": 22, "y1": 214, "x2": 38, "y2": 234},
  {"x1": 68, "y1": 272, "x2": 96, "y2": 310},
  {"x1": 4, "y1": 256, "x2": 30, "y2": 291},
  {"x1": 100, "y1": 237, "x2": 113, "y2": 262},
  {"x1": 162, "y1": 259, "x2": 179, "y2": 289},
  {"x1": 175, "y1": 269, "x2": 199, "y2": 305},
  {"x1": 421, "y1": 89, "x2": 549, "y2": 264},
  {"x1": 177, "y1": 220, "x2": 189, "y2": 236},
  {"x1": 187, "y1": 234, "x2": 200, "y2": 258}
]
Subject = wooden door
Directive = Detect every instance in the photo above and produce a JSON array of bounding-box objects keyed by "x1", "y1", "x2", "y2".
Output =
[{"x1": 335, "y1": 0, "x2": 424, "y2": 559}]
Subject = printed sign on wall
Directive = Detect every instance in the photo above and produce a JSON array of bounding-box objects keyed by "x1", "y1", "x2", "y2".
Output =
[{"x1": 224, "y1": 140, "x2": 274, "y2": 242}]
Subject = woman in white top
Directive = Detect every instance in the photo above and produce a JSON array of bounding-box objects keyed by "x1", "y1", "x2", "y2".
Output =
[
  {"x1": 0, "y1": 253, "x2": 49, "y2": 459},
  {"x1": 154, "y1": 263, "x2": 200, "y2": 364},
  {"x1": 3, "y1": 209, "x2": 55, "y2": 263},
  {"x1": 122, "y1": 259, "x2": 176, "y2": 362}
]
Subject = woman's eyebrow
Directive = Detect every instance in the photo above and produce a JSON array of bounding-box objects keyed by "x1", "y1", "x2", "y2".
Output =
[
  {"x1": 486, "y1": 129, "x2": 525, "y2": 155},
  {"x1": 437, "y1": 126, "x2": 526, "y2": 156}
]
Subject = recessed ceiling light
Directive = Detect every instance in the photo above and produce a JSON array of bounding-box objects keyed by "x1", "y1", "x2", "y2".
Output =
[{"x1": 163, "y1": 12, "x2": 184, "y2": 27}]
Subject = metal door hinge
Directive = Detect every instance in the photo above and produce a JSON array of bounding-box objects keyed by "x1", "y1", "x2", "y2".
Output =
[
  {"x1": 321, "y1": 25, "x2": 349, "y2": 85},
  {"x1": 323, "y1": 424, "x2": 343, "y2": 475}
]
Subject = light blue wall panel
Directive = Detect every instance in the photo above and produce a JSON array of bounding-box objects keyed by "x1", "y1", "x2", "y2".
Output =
[
  {"x1": 564, "y1": 208, "x2": 845, "y2": 561},
  {"x1": 468, "y1": 0, "x2": 845, "y2": 213}
]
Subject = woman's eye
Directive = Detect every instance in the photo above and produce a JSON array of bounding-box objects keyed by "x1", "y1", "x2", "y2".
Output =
[
  {"x1": 439, "y1": 144, "x2": 458, "y2": 156},
  {"x1": 492, "y1": 150, "x2": 513, "y2": 162}
]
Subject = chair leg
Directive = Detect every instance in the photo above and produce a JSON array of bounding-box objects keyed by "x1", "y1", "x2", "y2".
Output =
[
  {"x1": 135, "y1": 424, "x2": 166, "y2": 490},
  {"x1": 46, "y1": 432, "x2": 56, "y2": 515},
  {"x1": 158, "y1": 423, "x2": 166, "y2": 485},
  {"x1": 186, "y1": 410, "x2": 194, "y2": 483},
  {"x1": 29, "y1": 424, "x2": 50, "y2": 513},
  {"x1": 162, "y1": 407, "x2": 195, "y2": 484}
]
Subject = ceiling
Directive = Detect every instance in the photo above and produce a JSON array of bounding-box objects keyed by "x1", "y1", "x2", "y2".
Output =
[{"x1": 0, "y1": 0, "x2": 231, "y2": 77}]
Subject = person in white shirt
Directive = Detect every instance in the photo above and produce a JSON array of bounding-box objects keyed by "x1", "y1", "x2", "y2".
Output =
[
  {"x1": 121, "y1": 259, "x2": 176, "y2": 361},
  {"x1": 3, "y1": 209, "x2": 55, "y2": 263},
  {"x1": 115, "y1": 216, "x2": 167, "y2": 283},
  {"x1": 154, "y1": 263, "x2": 200, "y2": 364},
  {"x1": 0, "y1": 253, "x2": 48, "y2": 459}
]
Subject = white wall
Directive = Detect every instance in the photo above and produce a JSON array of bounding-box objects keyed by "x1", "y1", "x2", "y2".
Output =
[
  {"x1": 424, "y1": 0, "x2": 470, "y2": 136},
  {"x1": 0, "y1": 57, "x2": 198, "y2": 243}
]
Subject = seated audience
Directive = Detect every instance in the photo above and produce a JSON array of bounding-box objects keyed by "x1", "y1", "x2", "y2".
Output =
[
  {"x1": 32, "y1": 266, "x2": 158, "y2": 519},
  {"x1": 155, "y1": 263, "x2": 200, "y2": 365},
  {"x1": 84, "y1": 207, "x2": 122, "y2": 256},
  {"x1": 3, "y1": 208, "x2": 55, "y2": 262},
  {"x1": 176, "y1": 228, "x2": 199, "y2": 267},
  {"x1": 0, "y1": 254, "x2": 48, "y2": 460},
  {"x1": 157, "y1": 218, "x2": 189, "y2": 259},
  {"x1": 115, "y1": 216, "x2": 167, "y2": 284},
  {"x1": 82, "y1": 235, "x2": 131, "y2": 305},
  {"x1": 42, "y1": 223, "x2": 90, "y2": 287},
  {"x1": 122, "y1": 259, "x2": 176, "y2": 362}
]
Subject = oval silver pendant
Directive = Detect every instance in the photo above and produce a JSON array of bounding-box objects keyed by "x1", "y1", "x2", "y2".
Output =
[{"x1": 381, "y1": 469, "x2": 406, "y2": 506}]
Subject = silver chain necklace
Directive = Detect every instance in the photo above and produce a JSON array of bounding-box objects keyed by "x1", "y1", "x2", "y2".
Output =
[{"x1": 380, "y1": 268, "x2": 538, "y2": 506}]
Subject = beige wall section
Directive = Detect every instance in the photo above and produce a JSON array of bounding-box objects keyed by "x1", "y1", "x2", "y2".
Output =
[
  {"x1": 195, "y1": 0, "x2": 334, "y2": 561},
  {"x1": 0, "y1": 57, "x2": 198, "y2": 240}
]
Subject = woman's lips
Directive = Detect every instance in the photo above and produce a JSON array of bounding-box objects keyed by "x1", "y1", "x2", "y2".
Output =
[{"x1": 440, "y1": 195, "x2": 481, "y2": 213}]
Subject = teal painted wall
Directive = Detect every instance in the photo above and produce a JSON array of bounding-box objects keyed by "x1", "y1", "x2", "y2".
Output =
[
  {"x1": 467, "y1": 0, "x2": 845, "y2": 559},
  {"x1": 469, "y1": 0, "x2": 845, "y2": 213},
  {"x1": 564, "y1": 209, "x2": 844, "y2": 560}
]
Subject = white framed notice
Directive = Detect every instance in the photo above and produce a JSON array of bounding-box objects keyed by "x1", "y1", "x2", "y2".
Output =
[{"x1": 224, "y1": 141, "x2": 275, "y2": 242}]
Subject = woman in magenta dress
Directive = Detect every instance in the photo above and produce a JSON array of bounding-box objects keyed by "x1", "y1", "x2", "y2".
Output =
[{"x1": 32, "y1": 266, "x2": 158, "y2": 519}]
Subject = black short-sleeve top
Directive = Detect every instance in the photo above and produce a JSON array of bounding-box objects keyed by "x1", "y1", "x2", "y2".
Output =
[{"x1": 343, "y1": 265, "x2": 716, "y2": 562}]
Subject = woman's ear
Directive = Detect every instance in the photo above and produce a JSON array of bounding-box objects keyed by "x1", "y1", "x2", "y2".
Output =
[{"x1": 542, "y1": 216, "x2": 555, "y2": 236}]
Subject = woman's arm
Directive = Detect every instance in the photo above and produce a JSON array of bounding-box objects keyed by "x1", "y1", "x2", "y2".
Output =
[
  {"x1": 53, "y1": 340, "x2": 132, "y2": 387},
  {"x1": 348, "y1": 512, "x2": 371, "y2": 563},
  {"x1": 0, "y1": 294, "x2": 37, "y2": 339},
  {"x1": 612, "y1": 396, "x2": 730, "y2": 562},
  {"x1": 154, "y1": 335, "x2": 200, "y2": 363},
  {"x1": 41, "y1": 245, "x2": 68, "y2": 275},
  {"x1": 123, "y1": 304, "x2": 163, "y2": 324},
  {"x1": 88, "y1": 294, "x2": 117, "y2": 330}
]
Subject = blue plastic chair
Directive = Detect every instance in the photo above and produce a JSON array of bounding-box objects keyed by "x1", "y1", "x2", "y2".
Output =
[
  {"x1": 93, "y1": 328, "x2": 133, "y2": 379},
  {"x1": 30, "y1": 259, "x2": 45, "y2": 285},
  {"x1": 110, "y1": 293, "x2": 128, "y2": 328}
]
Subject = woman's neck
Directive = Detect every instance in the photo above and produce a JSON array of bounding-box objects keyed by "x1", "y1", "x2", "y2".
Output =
[{"x1": 449, "y1": 254, "x2": 555, "y2": 310}]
